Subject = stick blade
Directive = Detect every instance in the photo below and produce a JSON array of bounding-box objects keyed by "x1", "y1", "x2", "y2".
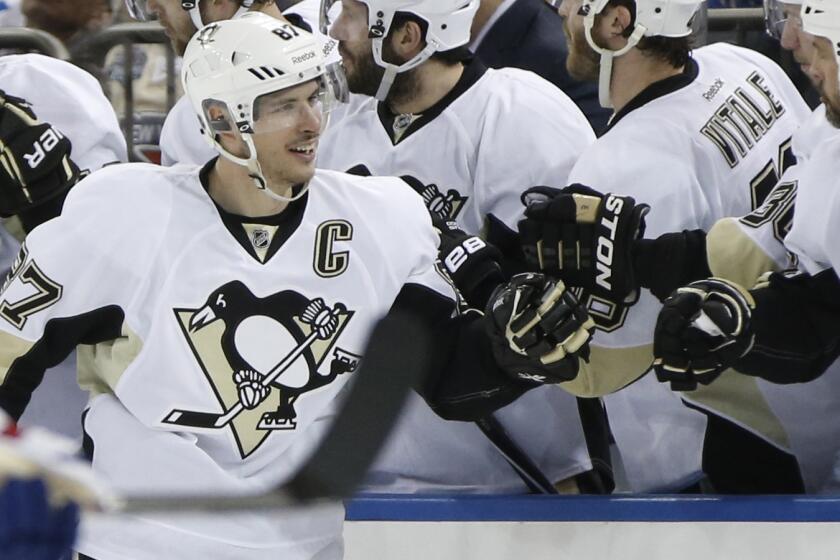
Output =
[
  {"x1": 285, "y1": 311, "x2": 431, "y2": 502},
  {"x1": 162, "y1": 409, "x2": 223, "y2": 429}
]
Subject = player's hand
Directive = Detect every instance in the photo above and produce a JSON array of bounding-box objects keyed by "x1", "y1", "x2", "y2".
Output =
[
  {"x1": 518, "y1": 184, "x2": 650, "y2": 304},
  {"x1": 0, "y1": 90, "x2": 82, "y2": 217},
  {"x1": 487, "y1": 272, "x2": 595, "y2": 384},
  {"x1": 653, "y1": 278, "x2": 755, "y2": 391},
  {"x1": 433, "y1": 216, "x2": 504, "y2": 309}
]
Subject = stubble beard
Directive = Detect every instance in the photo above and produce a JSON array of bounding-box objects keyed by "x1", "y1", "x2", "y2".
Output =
[
  {"x1": 565, "y1": 23, "x2": 601, "y2": 83},
  {"x1": 342, "y1": 41, "x2": 420, "y2": 107}
]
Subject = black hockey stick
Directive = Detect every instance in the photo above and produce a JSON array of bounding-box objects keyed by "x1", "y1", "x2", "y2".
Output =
[
  {"x1": 116, "y1": 311, "x2": 430, "y2": 513},
  {"x1": 475, "y1": 415, "x2": 558, "y2": 495}
]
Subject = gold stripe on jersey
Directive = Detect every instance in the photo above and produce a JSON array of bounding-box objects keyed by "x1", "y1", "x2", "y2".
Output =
[
  {"x1": 77, "y1": 323, "x2": 144, "y2": 397},
  {"x1": 707, "y1": 218, "x2": 780, "y2": 289},
  {"x1": 0, "y1": 331, "x2": 35, "y2": 385},
  {"x1": 560, "y1": 344, "x2": 653, "y2": 398},
  {"x1": 687, "y1": 368, "x2": 791, "y2": 451}
]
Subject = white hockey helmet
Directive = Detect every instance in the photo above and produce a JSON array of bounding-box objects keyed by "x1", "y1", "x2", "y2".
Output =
[
  {"x1": 320, "y1": 0, "x2": 480, "y2": 100},
  {"x1": 580, "y1": 0, "x2": 703, "y2": 107},
  {"x1": 764, "y1": 0, "x2": 803, "y2": 41},
  {"x1": 125, "y1": 0, "x2": 252, "y2": 28},
  {"x1": 801, "y1": 0, "x2": 840, "y2": 72},
  {"x1": 182, "y1": 12, "x2": 327, "y2": 201}
]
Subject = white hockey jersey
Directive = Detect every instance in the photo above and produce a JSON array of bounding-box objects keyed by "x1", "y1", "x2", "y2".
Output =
[
  {"x1": 559, "y1": 42, "x2": 810, "y2": 491},
  {"x1": 318, "y1": 59, "x2": 597, "y2": 492},
  {"x1": 0, "y1": 162, "x2": 463, "y2": 559}
]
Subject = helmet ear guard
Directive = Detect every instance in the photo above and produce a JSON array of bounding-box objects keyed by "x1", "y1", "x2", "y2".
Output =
[
  {"x1": 801, "y1": 0, "x2": 840, "y2": 73},
  {"x1": 579, "y1": 0, "x2": 703, "y2": 108}
]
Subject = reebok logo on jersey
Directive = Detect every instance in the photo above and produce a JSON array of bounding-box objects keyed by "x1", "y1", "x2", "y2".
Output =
[
  {"x1": 24, "y1": 126, "x2": 64, "y2": 169},
  {"x1": 595, "y1": 195, "x2": 624, "y2": 292},
  {"x1": 703, "y1": 78, "x2": 725, "y2": 102}
]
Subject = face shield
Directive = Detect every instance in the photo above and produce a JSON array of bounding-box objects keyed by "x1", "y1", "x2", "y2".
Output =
[
  {"x1": 251, "y1": 83, "x2": 329, "y2": 135},
  {"x1": 319, "y1": 0, "x2": 350, "y2": 105},
  {"x1": 764, "y1": 0, "x2": 802, "y2": 40},
  {"x1": 124, "y1": 0, "x2": 157, "y2": 21}
]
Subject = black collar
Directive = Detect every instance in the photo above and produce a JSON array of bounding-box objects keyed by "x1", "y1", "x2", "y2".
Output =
[
  {"x1": 376, "y1": 56, "x2": 488, "y2": 145},
  {"x1": 199, "y1": 158, "x2": 309, "y2": 263},
  {"x1": 605, "y1": 57, "x2": 699, "y2": 133}
]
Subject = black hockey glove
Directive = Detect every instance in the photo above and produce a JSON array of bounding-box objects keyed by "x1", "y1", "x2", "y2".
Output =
[
  {"x1": 0, "y1": 90, "x2": 82, "y2": 218},
  {"x1": 433, "y1": 216, "x2": 504, "y2": 309},
  {"x1": 487, "y1": 272, "x2": 595, "y2": 384},
  {"x1": 653, "y1": 278, "x2": 756, "y2": 391},
  {"x1": 519, "y1": 184, "x2": 650, "y2": 304}
]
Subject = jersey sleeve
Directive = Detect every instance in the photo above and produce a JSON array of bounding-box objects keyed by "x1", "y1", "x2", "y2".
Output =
[
  {"x1": 475, "y1": 70, "x2": 595, "y2": 233},
  {"x1": 377, "y1": 178, "x2": 538, "y2": 419},
  {"x1": 0, "y1": 166, "x2": 167, "y2": 418}
]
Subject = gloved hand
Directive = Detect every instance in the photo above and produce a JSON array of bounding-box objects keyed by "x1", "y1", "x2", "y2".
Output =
[
  {"x1": 487, "y1": 272, "x2": 595, "y2": 384},
  {"x1": 0, "y1": 90, "x2": 82, "y2": 218},
  {"x1": 519, "y1": 184, "x2": 649, "y2": 304},
  {"x1": 653, "y1": 278, "x2": 755, "y2": 391}
]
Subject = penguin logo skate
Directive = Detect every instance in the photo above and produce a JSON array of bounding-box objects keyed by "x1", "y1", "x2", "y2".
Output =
[
  {"x1": 419, "y1": 184, "x2": 467, "y2": 221},
  {"x1": 164, "y1": 281, "x2": 360, "y2": 459}
]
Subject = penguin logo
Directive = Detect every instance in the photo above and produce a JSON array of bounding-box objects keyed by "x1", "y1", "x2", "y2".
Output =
[
  {"x1": 419, "y1": 184, "x2": 467, "y2": 221},
  {"x1": 164, "y1": 281, "x2": 360, "y2": 459}
]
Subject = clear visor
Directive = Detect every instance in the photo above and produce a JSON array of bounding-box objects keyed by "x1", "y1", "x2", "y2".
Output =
[
  {"x1": 201, "y1": 81, "x2": 330, "y2": 141},
  {"x1": 764, "y1": 0, "x2": 801, "y2": 40},
  {"x1": 125, "y1": 0, "x2": 156, "y2": 21},
  {"x1": 252, "y1": 85, "x2": 328, "y2": 134},
  {"x1": 319, "y1": 0, "x2": 342, "y2": 36}
]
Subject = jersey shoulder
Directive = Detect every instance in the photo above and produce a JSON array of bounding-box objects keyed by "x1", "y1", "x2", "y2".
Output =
[{"x1": 63, "y1": 162, "x2": 190, "y2": 233}]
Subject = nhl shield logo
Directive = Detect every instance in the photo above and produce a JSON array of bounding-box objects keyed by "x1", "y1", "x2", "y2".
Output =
[
  {"x1": 164, "y1": 281, "x2": 361, "y2": 459},
  {"x1": 251, "y1": 228, "x2": 271, "y2": 250},
  {"x1": 419, "y1": 184, "x2": 468, "y2": 221}
]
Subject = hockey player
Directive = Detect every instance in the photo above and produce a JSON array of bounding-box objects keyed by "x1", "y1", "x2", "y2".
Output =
[
  {"x1": 650, "y1": 0, "x2": 840, "y2": 491},
  {"x1": 519, "y1": 0, "x2": 840, "y2": 492},
  {"x1": 0, "y1": 15, "x2": 594, "y2": 559},
  {"x1": 516, "y1": 0, "x2": 811, "y2": 493},
  {"x1": 317, "y1": 0, "x2": 611, "y2": 494},
  {"x1": 0, "y1": 54, "x2": 127, "y2": 443}
]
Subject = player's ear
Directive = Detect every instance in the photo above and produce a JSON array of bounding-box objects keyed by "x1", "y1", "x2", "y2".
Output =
[
  {"x1": 389, "y1": 19, "x2": 425, "y2": 60},
  {"x1": 599, "y1": 4, "x2": 633, "y2": 43}
]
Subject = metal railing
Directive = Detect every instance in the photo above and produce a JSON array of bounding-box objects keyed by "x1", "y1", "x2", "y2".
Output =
[{"x1": 0, "y1": 27, "x2": 69, "y2": 59}]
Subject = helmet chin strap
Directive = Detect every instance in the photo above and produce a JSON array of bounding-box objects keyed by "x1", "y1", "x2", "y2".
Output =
[
  {"x1": 186, "y1": 1, "x2": 252, "y2": 31},
  {"x1": 211, "y1": 134, "x2": 310, "y2": 204},
  {"x1": 371, "y1": 39, "x2": 438, "y2": 102},
  {"x1": 584, "y1": 15, "x2": 646, "y2": 109}
]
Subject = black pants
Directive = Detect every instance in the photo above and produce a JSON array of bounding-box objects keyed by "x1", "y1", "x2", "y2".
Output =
[{"x1": 701, "y1": 409, "x2": 805, "y2": 494}]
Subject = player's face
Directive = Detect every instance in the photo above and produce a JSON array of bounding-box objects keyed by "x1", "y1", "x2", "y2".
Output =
[
  {"x1": 777, "y1": 4, "x2": 818, "y2": 78},
  {"x1": 329, "y1": 0, "x2": 386, "y2": 96},
  {"x1": 147, "y1": 0, "x2": 195, "y2": 55},
  {"x1": 557, "y1": 0, "x2": 601, "y2": 82},
  {"x1": 253, "y1": 80, "x2": 324, "y2": 187},
  {"x1": 808, "y1": 37, "x2": 840, "y2": 128}
]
